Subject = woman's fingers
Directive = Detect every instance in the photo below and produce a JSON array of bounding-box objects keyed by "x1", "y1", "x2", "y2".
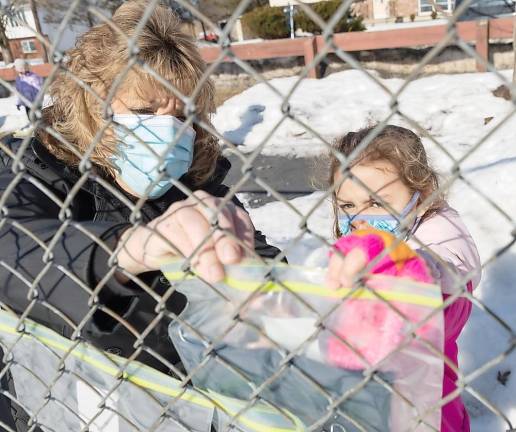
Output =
[
  {"x1": 175, "y1": 204, "x2": 223, "y2": 283},
  {"x1": 232, "y1": 205, "x2": 256, "y2": 256},
  {"x1": 210, "y1": 204, "x2": 242, "y2": 265},
  {"x1": 144, "y1": 216, "x2": 192, "y2": 264},
  {"x1": 127, "y1": 191, "x2": 256, "y2": 282},
  {"x1": 187, "y1": 191, "x2": 244, "y2": 265},
  {"x1": 163, "y1": 191, "x2": 254, "y2": 282},
  {"x1": 326, "y1": 247, "x2": 368, "y2": 289}
]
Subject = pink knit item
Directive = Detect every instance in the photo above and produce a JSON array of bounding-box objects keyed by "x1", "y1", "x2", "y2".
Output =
[{"x1": 327, "y1": 229, "x2": 434, "y2": 370}]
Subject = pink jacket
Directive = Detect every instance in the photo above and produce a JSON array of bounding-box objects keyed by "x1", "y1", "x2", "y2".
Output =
[{"x1": 408, "y1": 204, "x2": 481, "y2": 432}]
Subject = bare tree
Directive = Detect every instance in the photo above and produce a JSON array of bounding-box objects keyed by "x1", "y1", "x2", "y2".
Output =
[
  {"x1": 34, "y1": 0, "x2": 104, "y2": 28},
  {"x1": 0, "y1": 1, "x2": 26, "y2": 64},
  {"x1": 27, "y1": 0, "x2": 47, "y2": 61},
  {"x1": 35, "y1": 0, "x2": 203, "y2": 28}
]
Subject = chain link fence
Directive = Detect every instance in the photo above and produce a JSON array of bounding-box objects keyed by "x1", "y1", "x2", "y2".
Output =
[{"x1": 0, "y1": 0, "x2": 514, "y2": 431}]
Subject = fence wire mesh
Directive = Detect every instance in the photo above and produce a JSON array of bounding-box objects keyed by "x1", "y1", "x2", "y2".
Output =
[{"x1": 0, "y1": 0, "x2": 514, "y2": 431}]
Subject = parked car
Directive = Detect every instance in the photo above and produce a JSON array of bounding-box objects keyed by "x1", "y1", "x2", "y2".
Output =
[{"x1": 455, "y1": 0, "x2": 515, "y2": 20}]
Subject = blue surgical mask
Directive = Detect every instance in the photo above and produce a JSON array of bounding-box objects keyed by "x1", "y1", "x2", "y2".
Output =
[
  {"x1": 112, "y1": 114, "x2": 195, "y2": 199},
  {"x1": 338, "y1": 192, "x2": 420, "y2": 237}
]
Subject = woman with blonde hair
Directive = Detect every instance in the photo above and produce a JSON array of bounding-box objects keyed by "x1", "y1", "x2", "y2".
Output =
[{"x1": 0, "y1": 2, "x2": 279, "y2": 428}]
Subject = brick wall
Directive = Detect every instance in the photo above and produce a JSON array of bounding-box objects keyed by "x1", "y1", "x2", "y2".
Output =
[{"x1": 7, "y1": 37, "x2": 47, "y2": 62}]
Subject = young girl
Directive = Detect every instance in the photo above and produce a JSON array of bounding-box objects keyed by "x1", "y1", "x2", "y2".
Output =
[{"x1": 325, "y1": 125, "x2": 481, "y2": 432}]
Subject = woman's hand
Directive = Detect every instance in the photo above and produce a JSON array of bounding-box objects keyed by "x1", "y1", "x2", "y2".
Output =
[{"x1": 116, "y1": 191, "x2": 255, "y2": 283}]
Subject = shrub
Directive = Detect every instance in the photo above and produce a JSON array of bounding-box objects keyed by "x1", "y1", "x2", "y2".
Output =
[
  {"x1": 431, "y1": 10, "x2": 438, "y2": 19},
  {"x1": 241, "y1": 0, "x2": 365, "y2": 40},
  {"x1": 241, "y1": 6, "x2": 290, "y2": 39},
  {"x1": 295, "y1": 0, "x2": 366, "y2": 34},
  {"x1": 410, "y1": 13, "x2": 416, "y2": 22}
]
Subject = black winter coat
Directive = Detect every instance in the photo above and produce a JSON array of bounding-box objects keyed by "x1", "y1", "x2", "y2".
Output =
[{"x1": 0, "y1": 136, "x2": 280, "y2": 373}]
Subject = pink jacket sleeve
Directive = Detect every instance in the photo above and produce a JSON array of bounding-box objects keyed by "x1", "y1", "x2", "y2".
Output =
[{"x1": 407, "y1": 204, "x2": 481, "y2": 295}]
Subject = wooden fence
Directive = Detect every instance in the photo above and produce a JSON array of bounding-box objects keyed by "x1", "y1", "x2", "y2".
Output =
[
  {"x1": 199, "y1": 17, "x2": 514, "y2": 78},
  {"x1": 0, "y1": 17, "x2": 512, "y2": 82}
]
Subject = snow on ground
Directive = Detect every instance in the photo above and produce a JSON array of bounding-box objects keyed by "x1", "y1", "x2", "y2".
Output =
[
  {"x1": 0, "y1": 94, "x2": 53, "y2": 133},
  {"x1": 0, "y1": 96, "x2": 32, "y2": 132},
  {"x1": 213, "y1": 69, "x2": 514, "y2": 160},
  {"x1": 227, "y1": 70, "x2": 516, "y2": 431}
]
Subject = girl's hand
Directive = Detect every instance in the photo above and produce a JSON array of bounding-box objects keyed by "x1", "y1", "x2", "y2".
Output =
[
  {"x1": 116, "y1": 191, "x2": 255, "y2": 283},
  {"x1": 325, "y1": 229, "x2": 433, "y2": 289},
  {"x1": 326, "y1": 247, "x2": 368, "y2": 289}
]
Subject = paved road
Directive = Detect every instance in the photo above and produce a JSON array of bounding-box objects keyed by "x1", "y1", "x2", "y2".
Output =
[{"x1": 226, "y1": 154, "x2": 319, "y2": 207}]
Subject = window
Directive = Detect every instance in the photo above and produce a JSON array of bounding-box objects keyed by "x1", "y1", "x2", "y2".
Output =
[
  {"x1": 21, "y1": 40, "x2": 37, "y2": 54},
  {"x1": 420, "y1": 0, "x2": 455, "y2": 14}
]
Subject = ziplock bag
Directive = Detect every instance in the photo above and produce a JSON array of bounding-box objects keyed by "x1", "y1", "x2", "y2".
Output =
[
  {"x1": 163, "y1": 260, "x2": 445, "y2": 432},
  {"x1": 0, "y1": 308, "x2": 306, "y2": 432}
]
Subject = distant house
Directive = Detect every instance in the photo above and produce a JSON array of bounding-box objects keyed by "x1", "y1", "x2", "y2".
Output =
[
  {"x1": 352, "y1": 0, "x2": 455, "y2": 22},
  {"x1": 266, "y1": 0, "x2": 455, "y2": 24},
  {"x1": 269, "y1": 0, "x2": 329, "y2": 5},
  {"x1": 1, "y1": 4, "x2": 48, "y2": 67}
]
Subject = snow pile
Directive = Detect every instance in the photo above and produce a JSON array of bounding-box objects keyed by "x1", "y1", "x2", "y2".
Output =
[
  {"x1": 228, "y1": 70, "x2": 516, "y2": 431},
  {"x1": 0, "y1": 96, "x2": 32, "y2": 132},
  {"x1": 213, "y1": 69, "x2": 514, "y2": 161}
]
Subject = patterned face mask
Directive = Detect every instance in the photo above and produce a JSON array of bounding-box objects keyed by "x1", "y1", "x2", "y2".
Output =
[
  {"x1": 338, "y1": 192, "x2": 421, "y2": 237},
  {"x1": 111, "y1": 114, "x2": 195, "y2": 199}
]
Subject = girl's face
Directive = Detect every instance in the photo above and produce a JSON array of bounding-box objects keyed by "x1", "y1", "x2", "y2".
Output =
[{"x1": 334, "y1": 160, "x2": 416, "y2": 231}]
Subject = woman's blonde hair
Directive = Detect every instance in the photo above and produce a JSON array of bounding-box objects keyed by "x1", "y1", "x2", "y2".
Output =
[
  {"x1": 39, "y1": 0, "x2": 219, "y2": 185},
  {"x1": 328, "y1": 125, "x2": 445, "y2": 238}
]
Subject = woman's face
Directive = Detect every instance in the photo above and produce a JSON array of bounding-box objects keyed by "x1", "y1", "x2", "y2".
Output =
[
  {"x1": 334, "y1": 160, "x2": 416, "y2": 231},
  {"x1": 111, "y1": 84, "x2": 184, "y2": 118},
  {"x1": 110, "y1": 83, "x2": 187, "y2": 197}
]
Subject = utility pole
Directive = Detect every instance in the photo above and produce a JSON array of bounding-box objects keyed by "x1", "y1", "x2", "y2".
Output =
[
  {"x1": 283, "y1": 2, "x2": 295, "y2": 39},
  {"x1": 512, "y1": 14, "x2": 515, "y2": 83},
  {"x1": 289, "y1": 2, "x2": 294, "y2": 39},
  {"x1": 28, "y1": 0, "x2": 48, "y2": 63}
]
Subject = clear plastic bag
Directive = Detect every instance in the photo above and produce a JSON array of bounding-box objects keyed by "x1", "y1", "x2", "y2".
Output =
[
  {"x1": 0, "y1": 309, "x2": 302, "y2": 432},
  {"x1": 164, "y1": 260, "x2": 445, "y2": 432}
]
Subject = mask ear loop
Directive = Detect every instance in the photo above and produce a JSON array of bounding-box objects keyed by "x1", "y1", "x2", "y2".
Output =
[
  {"x1": 338, "y1": 214, "x2": 351, "y2": 235},
  {"x1": 399, "y1": 191, "x2": 421, "y2": 240}
]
